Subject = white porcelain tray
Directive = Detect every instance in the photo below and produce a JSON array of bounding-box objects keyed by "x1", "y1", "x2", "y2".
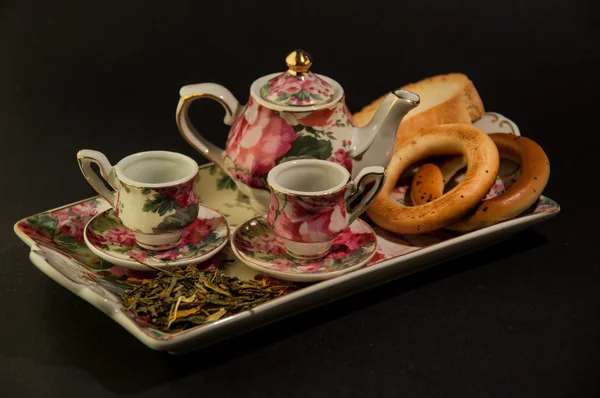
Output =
[{"x1": 14, "y1": 113, "x2": 559, "y2": 353}]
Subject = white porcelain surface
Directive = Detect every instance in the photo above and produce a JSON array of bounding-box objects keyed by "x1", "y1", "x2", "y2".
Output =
[
  {"x1": 77, "y1": 150, "x2": 200, "y2": 249},
  {"x1": 15, "y1": 193, "x2": 559, "y2": 353},
  {"x1": 231, "y1": 217, "x2": 377, "y2": 282},
  {"x1": 83, "y1": 205, "x2": 229, "y2": 270},
  {"x1": 176, "y1": 51, "x2": 419, "y2": 212},
  {"x1": 15, "y1": 112, "x2": 559, "y2": 354},
  {"x1": 266, "y1": 159, "x2": 385, "y2": 258},
  {"x1": 268, "y1": 158, "x2": 350, "y2": 194}
]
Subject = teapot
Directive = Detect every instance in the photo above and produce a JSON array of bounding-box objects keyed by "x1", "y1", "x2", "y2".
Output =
[{"x1": 176, "y1": 49, "x2": 420, "y2": 212}]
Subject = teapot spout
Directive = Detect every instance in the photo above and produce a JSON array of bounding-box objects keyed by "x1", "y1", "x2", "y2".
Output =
[{"x1": 351, "y1": 89, "x2": 420, "y2": 177}]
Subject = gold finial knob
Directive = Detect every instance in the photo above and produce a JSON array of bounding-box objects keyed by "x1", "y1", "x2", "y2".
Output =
[{"x1": 286, "y1": 49, "x2": 312, "y2": 76}]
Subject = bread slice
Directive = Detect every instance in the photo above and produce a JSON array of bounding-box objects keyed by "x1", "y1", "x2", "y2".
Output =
[{"x1": 353, "y1": 73, "x2": 485, "y2": 149}]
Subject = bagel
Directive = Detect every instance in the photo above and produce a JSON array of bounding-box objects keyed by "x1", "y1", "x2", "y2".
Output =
[
  {"x1": 366, "y1": 124, "x2": 499, "y2": 235},
  {"x1": 410, "y1": 133, "x2": 550, "y2": 232},
  {"x1": 353, "y1": 74, "x2": 485, "y2": 150}
]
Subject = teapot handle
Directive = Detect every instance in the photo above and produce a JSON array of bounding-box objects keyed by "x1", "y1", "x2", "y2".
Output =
[{"x1": 176, "y1": 83, "x2": 241, "y2": 170}]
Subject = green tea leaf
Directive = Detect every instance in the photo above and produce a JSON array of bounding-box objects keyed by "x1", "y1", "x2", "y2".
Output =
[
  {"x1": 205, "y1": 308, "x2": 227, "y2": 322},
  {"x1": 119, "y1": 268, "x2": 295, "y2": 333}
]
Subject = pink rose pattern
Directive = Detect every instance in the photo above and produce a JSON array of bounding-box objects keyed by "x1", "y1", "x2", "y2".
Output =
[
  {"x1": 232, "y1": 169, "x2": 266, "y2": 189},
  {"x1": 18, "y1": 222, "x2": 53, "y2": 242},
  {"x1": 52, "y1": 206, "x2": 95, "y2": 244},
  {"x1": 329, "y1": 139, "x2": 353, "y2": 172},
  {"x1": 234, "y1": 218, "x2": 377, "y2": 274},
  {"x1": 367, "y1": 249, "x2": 386, "y2": 265},
  {"x1": 271, "y1": 258, "x2": 294, "y2": 271},
  {"x1": 136, "y1": 177, "x2": 200, "y2": 232},
  {"x1": 484, "y1": 180, "x2": 506, "y2": 200},
  {"x1": 57, "y1": 217, "x2": 85, "y2": 243},
  {"x1": 108, "y1": 264, "x2": 157, "y2": 280},
  {"x1": 225, "y1": 98, "x2": 355, "y2": 190},
  {"x1": 390, "y1": 185, "x2": 409, "y2": 205},
  {"x1": 533, "y1": 197, "x2": 558, "y2": 214},
  {"x1": 18, "y1": 201, "x2": 101, "y2": 246},
  {"x1": 15, "y1": 165, "x2": 559, "y2": 337},
  {"x1": 87, "y1": 209, "x2": 226, "y2": 264},
  {"x1": 225, "y1": 97, "x2": 297, "y2": 188},
  {"x1": 180, "y1": 218, "x2": 214, "y2": 245},
  {"x1": 126, "y1": 249, "x2": 148, "y2": 262},
  {"x1": 87, "y1": 230, "x2": 107, "y2": 247},
  {"x1": 104, "y1": 227, "x2": 137, "y2": 247},
  {"x1": 261, "y1": 71, "x2": 335, "y2": 106},
  {"x1": 294, "y1": 106, "x2": 337, "y2": 128},
  {"x1": 391, "y1": 178, "x2": 507, "y2": 205},
  {"x1": 155, "y1": 178, "x2": 198, "y2": 208},
  {"x1": 268, "y1": 188, "x2": 348, "y2": 243}
]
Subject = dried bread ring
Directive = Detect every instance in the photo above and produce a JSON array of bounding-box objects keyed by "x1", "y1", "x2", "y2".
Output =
[
  {"x1": 411, "y1": 133, "x2": 550, "y2": 232},
  {"x1": 366, "y1": 124, "x2": 499, "y2": 235}
]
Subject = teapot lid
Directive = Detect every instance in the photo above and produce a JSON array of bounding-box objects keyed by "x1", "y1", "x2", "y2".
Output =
[{"x1": 260, "y1": 49, "x2": 336, "y2": 107}]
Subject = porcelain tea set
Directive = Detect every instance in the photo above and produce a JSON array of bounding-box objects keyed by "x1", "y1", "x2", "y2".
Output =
[{"x1": 77, "y1": 49, "x2": 421, "y2": 281}]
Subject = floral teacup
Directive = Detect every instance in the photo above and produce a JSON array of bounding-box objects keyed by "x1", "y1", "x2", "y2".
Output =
[
  {"x1": 77, "y1": 150, "x2": 199, "y2": 250},
  {"x1": 267, "y1": 159, "x2": 385, "y2": 259}
]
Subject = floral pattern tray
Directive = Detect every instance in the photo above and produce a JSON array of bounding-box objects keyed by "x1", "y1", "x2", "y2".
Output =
[{"x1": 14, "y1": 113, "x2": 560, "y2": 353}]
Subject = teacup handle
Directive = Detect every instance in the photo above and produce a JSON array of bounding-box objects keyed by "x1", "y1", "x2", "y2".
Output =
[
  {"x1": 77, "y1": 150, "x2": 117, "y2": 208},
  {"x1": 346, "y1": 166, "x2": 386, "y2": 224},
  {"x1": 176, "y1": 83, "x2": 241, "y2": 171}
]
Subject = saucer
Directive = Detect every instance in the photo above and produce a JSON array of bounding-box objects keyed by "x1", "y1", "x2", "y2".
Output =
[
  {"x1": 84, "y1": 205, "x2": 229, "y2": 270},
  {"x1": 231, "y1": 216, "x2": 377, "y2": 282}
]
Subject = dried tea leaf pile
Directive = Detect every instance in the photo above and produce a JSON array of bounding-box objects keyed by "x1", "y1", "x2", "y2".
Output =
[{"x1": 121, "y1": 266, "x2": 292, "y2": 332}]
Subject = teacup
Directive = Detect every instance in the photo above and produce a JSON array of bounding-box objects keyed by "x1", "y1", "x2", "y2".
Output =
[
  {"x1": 77, "y1": 150, "x2": 199, "y2": 250},
  {"x1": 267, "y1": 159, "x2": 385, "y2": 259}
]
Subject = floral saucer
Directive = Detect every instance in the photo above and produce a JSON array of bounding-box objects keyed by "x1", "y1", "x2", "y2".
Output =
[
  {"x1": 231, "y1": 216, "x2": 377, "y2": 282},
  {"x1": 84, "y1": 205, "x2": 229, "y2": 270}
]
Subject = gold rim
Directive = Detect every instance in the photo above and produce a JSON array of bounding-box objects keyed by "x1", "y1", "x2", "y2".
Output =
[
  {"x1": 252, "y1": 94, "x2": 345, "y2": 112},
  {"x1": 113, "y1": 169, "x2": 200, "y2": 190},
  {"x1": 498, "y1": 120, "x2": 516, "y2": 134},
  {"x1": 268, "y1": 178, "x2": 351, "y2": 197}
]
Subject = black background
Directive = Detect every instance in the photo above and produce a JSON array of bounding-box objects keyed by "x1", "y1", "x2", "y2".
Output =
[{"x1": 1, "y1": 1, "x2": 599, "y2": 396}]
